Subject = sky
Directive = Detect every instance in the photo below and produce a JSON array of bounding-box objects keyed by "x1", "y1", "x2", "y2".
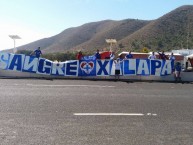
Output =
[{"x1": 0, "y1": 0, "x2": 193, "y2": 51}]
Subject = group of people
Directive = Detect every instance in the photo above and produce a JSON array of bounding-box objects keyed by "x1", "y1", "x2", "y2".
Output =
[
  {"x1": 148, "y1": 51, "x2": 175, "y2": 61},
  {"x1": 148, "y1": 51, "x2": 181, "y2": 82},
  {"x1": 76, "y1": 49, "x2": 101, "y2": 60},
  {"x1": 114, "y1": 50, "x2": 181, "y2": 82},
  {"x1": 77, "y1": 49, "x2": 181, "y2": 82},
  {"x1": 26, "y1": 47, "x2": 183, "y2": 82},
  {"x1": 76, "y1": 50, "x2": 133, "y2": 60}
]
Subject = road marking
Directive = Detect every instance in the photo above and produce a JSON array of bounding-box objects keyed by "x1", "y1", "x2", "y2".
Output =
[
  {"x1": 147, "y1": 113, "x2": 157, "y2": 116},
  {"x1": 74, "y1": 113, "x2": 145, "y2": 116},
  {"x1": 27, "y1": 84, "x2": 115, "y2": 88}
]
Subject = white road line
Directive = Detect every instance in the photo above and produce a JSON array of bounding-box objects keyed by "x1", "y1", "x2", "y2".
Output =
[
  {"x1": 147, "y1": 113, "x2": 157, "y2": 116},
  {"x1": 27, "y1": 84, "x2": 115, "y2": 88},
  {"x1": 73, "y1": 113, "x2": 145, "y2": 116}
]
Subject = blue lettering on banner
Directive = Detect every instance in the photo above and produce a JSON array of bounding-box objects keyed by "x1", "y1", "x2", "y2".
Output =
[
  {"x1": 150, "y1": 60, "x2": 162, "y2": 76},
  {"x1": 136, "y1": 59, "x2": 150, "y2": 75},
  {"x1": 0, "y1": 53, "x2": 10, "y2": 70},
  {"x1": 123, "y1": 59, "x2": 136, "y2": 75},
  {"x1": 161, "y1": 60, "x2": 172, "y2": 76},
  {"x1": 8, "y1": 54, "x2": 25, "y2": 71},
  {"x1": 109, "y1": 59, "x2": 114, "y2": 75},
  {"x1": 22, "y1": 56, "x2": 39, "y2": 73},
  {"x1": 51, "y1": 62, "x2": 65, "y2": 76},
  {"x1": 37, "y1": 58, "x2": 52, "y2": 75},
  {"x1": 96, "y1": 60, "x2": 110, "y2": 76},
  {"x1": 65, "y1": 60, "x2": 78, "y2": 76},
  {"x1": 0, "y1": 52, "x2": 173, "y2": 77}
]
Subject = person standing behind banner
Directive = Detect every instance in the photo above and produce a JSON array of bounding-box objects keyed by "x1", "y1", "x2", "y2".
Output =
[
  {"x1": 110, "y1": 51, "x2": 115, "y2": 60},
  {"x1": 30, "y1": 47, "x2": 42, "y2": 58},
  {"x1": 169, "y1": 52, "x2": 175, "y2": 61},
  {"x1": 169, "y1": 52, "x2": 176, "y2": 72},
  {"x1": 76, "y1": 51, "x2": 83, "y2": 60},
  {"x1": 125, "y1": 51, "x2": 133, "y2": 59},
  {"x1": 95, "y1": 49, "x2": 101, "y2": 59},
  {"x1": 148, "y1": 51, "x2": 156, "y2": 59},
  {"x1": 157, "y1": 51, "x2": 168, "y2": 60}
]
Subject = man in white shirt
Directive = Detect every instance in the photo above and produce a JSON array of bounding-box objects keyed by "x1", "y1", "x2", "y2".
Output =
[
  {"x1": 169, "y1": 52, "x2": 175, "y2": 61},
  {"x1": 148, "y1": 51, "x2": 156, "y2": 59},
  {"x1": 113, "y1": 58, "x2": 122, "y2": 81}
]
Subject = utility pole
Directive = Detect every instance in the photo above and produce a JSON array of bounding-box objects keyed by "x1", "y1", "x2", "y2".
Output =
[{"x1": 9, "y1": 35, "x2": 21, "y2": 54}]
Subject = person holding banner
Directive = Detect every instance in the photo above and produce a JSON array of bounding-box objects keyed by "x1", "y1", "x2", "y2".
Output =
[
  {"x1": 158, "y1": 51, "x2": 168, "y2": 60},
  {"x1": 125, "y1": 51, "x2": 133, "y2": 59},
  {"x1": 76, "y1": 51, "x2": 83, "y2": 60},
  {"x1": 31, "y1": 47, "x2": 42, "y2": 58},
  {"x1": 169, "y1": 52, "x2": 175, "y2": 61},
  {"x1": 148, "y1": 51, "x2": 156, "y2": 59},
  {"x1": 114, "y1": 58, "x2": 122, "y2": 81},
  {"x1": 95, "y1": 49, "x2": 101, "y2": 59}
]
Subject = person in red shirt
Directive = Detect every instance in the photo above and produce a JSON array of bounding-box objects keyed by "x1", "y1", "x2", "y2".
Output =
[{"x1": 76, "y1": 51, "x2": 83, "y2": 60}]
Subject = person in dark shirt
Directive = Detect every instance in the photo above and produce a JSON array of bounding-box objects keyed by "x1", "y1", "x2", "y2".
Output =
[
  {"x1": 157, "y1": 51, "x2": 168, "y2": 60},
  {"x1": 31, "y1": 47, "x2": 42, "y2": 58},
  {"x1": 95, "y1": 49, "x2": 101, "y2": 59},
  {"x1": 125, "y1": 51, "x2": 133, "y2": 59}
]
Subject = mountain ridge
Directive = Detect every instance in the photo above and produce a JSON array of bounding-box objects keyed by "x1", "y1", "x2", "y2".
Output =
[{"x1": 8, "y1": 5, "x2": 193, "y2": 54}]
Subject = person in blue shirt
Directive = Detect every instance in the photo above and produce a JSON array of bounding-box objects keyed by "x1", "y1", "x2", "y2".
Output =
[
  {"x1": 169, "y1": 52, "x2": 176, "y2": 72},
  {"x1": 125, "y1": 51, "x2": 133, "y2": 59},
  {"x1": 174, "y1": 62, "x2": 182, "y2": 82},
  {"x1": 31, "y1": 47, "x2": 42, "y2": 58},
  {"x1": 169, "y1": 52, "x2": 175, "y2": 61},
  {"x1": 95, "y1": 49, "x2": 101, "y2": 59}
]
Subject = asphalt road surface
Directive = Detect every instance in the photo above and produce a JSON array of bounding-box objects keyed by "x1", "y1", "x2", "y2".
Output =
[{"x1": 0, "y1": 79, "x2": 193, "y2": 145}]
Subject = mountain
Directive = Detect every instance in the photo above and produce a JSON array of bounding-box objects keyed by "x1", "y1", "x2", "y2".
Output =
[
  {"x1": 120, "y1": 5, "x2": 193, "y2": 52},
  {"x1": 15, "y1": 19, "x2": 150, "y2": 53},
  {"x1": 10, "y1": 5, "x2": 193, "y2": 54}
]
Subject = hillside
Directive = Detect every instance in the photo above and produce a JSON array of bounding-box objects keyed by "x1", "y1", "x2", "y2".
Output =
[
  {"x1": 120, "y1": 5, "x2": 193, "y2": 52},
  {"x1": 15, "y1": 19, "x2": 149, "y2": 54},
  {"x1": 9, "y1": 5, "x2": 193, "y2": 54}
]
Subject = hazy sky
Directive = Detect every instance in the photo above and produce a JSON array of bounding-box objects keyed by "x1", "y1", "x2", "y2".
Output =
[{"x1": 0, "y1": 0, "x2": 193, "y2": 51}]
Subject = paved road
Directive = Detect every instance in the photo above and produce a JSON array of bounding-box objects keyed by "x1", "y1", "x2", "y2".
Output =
[{"x1": 0, "y1": 79, "x2": 193, "y2": 145}]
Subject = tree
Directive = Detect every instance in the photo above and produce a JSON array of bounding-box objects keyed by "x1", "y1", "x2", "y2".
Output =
[
  {"x1": 16, "y1": 50, "x2": 33, "y2": 55},
  {"x1": 158, "y1": 40, "x2": 164, "y2": 48}
]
